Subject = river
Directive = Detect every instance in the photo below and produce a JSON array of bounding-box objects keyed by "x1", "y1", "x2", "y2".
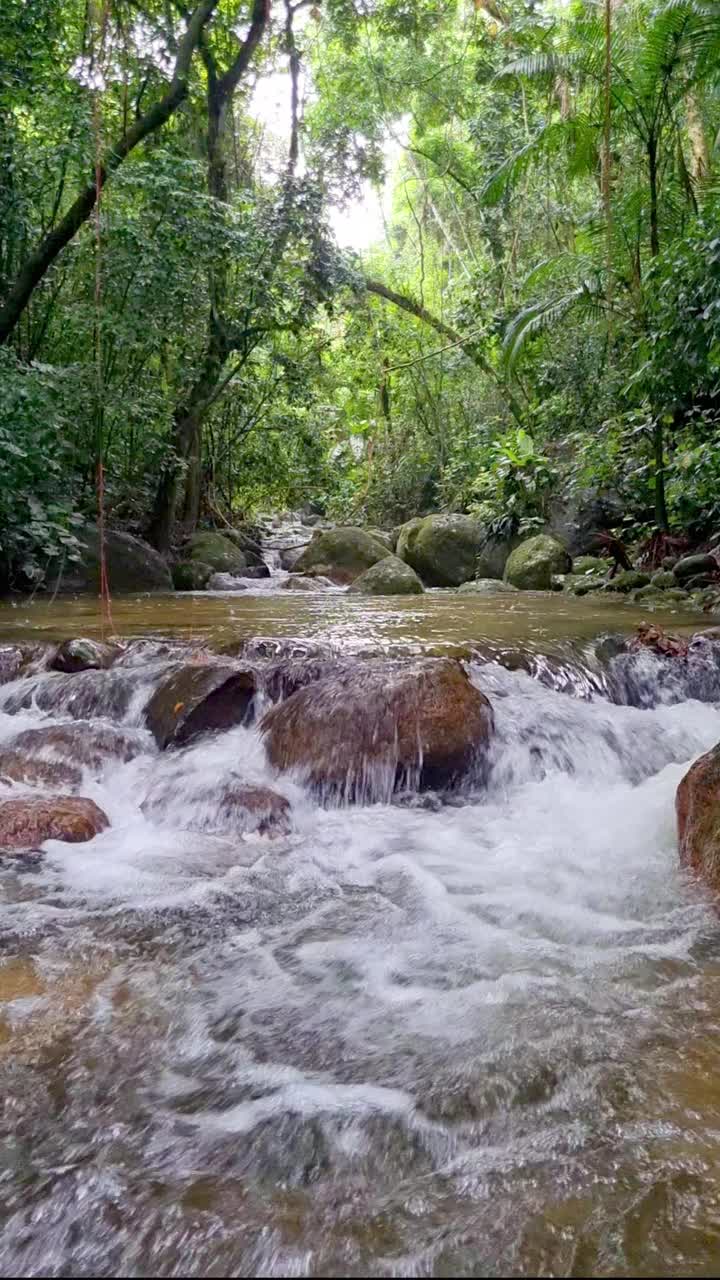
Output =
[{"x1": 1, "y1": 580, "x2": 720, "y2": 1277}]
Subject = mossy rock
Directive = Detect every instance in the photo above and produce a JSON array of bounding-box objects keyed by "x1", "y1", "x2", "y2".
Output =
[
  {"x1": 503, "y1": 535, "x2": 571, "y2": 591},
  {"x1": 348, "y1": 555, "x2": 423, "y2": 596},
  {"x1": 603, "y1": 569, "x2": 651, "y2": 593},
  {"x1": 396, "y1": 514, "x2": 485, "y2": 587},
  {"x1": 366, "y1": 528, "x2": 396, "y2": 553},
  {"x1": 651, "y1": 569, "x2": 676, "y2": 589},
  {"x1": 571, "y1": 579, "x2": 607, "y2": 596},
  {"x1": 572, "y1": 555, "x2": 607, "y2": 575},
  {"x1": 293, "y1": 527, "x2": 389, "y2": 583},
  {"x1": 664, "y1": 588, "x2": 691, "y2": 603},
  {"x1": 173, "y1": 560, "x2": 213, "y2": 591},
  {"x1": 186, "y1": 531, "x2": 247, "y2": 574}
]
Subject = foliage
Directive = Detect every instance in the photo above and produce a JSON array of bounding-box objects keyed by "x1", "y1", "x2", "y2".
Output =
[{"x1": 0, "y1": 0, "x2": 720, "y2": 579}]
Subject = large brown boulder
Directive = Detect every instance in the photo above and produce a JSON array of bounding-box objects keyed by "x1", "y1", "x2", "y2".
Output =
[
  {"x1": 0, "y1": 797, "x2": 108, "y2": 852},
  {"x1": 677, "y1": 744, "x2": 720, "y2": 889},
  {"x1": 144, "y1": 663, "x2": 256, "y2": 749},
  {"x1": 261, "y1": 658, "x2": 494, "y2": 802}
]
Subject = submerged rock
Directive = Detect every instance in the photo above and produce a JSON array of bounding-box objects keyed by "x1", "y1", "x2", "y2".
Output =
[
  {"x1": 280, "y1": 575, "x2": 331, "y2": 591},
  {"x1": 261, "y1": 658, "x2": 494, "y2": 802},
  {"x1": 143, "y1": 777, "x2": 290, "y2": 838},
  {"x1": 0, "y1": 752, "x2": 81, "y2": 791},
  {"x1": 9, "y1": 722, "x2": 146, "y2": 771},
  {"x1": 186, "y1": 531, "x2": 248, "y2": 575},
  {"x1": 504, "y1": 535, "x2": 571, "y2": 590},
  {"x1": 293, "y1": 527, "x2": 389, "y2": 584},
  {"x1": 51, "y1": 637, "x2": 120, "y2": 674},
  {"x1": 145, "y1": 664, "x2": 256, "y2": 749},
  {"x1": 2, "y1": 667, "x2": 143, "y2": 722},
  {"x1": 173, "y1": 561, "x2": 214, "y2": 591},
  {"x1": 348, "y1": 556, "x2": 423, "y2": 596},
  {"x1": 0, "y1": 796, "x2": 108, "y2": 852},
  {"x1": 207, "y1": 573, "x2": 247, "y2": 592},
  {"x1": 677, "y1": 744, "x2": 720, "y2": 890},
  {"x1": 396, "y1": 514, "x2": 484, "y2": 587},
  {"x1": 458, "y1": 578, "x2": 518, "y2": 595}
]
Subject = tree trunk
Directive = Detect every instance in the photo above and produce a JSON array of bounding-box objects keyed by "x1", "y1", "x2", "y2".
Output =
[
  {"x1": 0, "y1": 0, "x2": 220, "y2": 346},
  {"x1": 147, "y1": 331, "x2": 228, "y2": 550},
  {"x1": 147, "y1": 0, "x2": 270, "y2": 550},
  {"x1": 654, "y1": 418, "x2": 669, "y2": 533},
  {"x1": 648, "y1": 136, "x2": 660, "y2": 259},
  {"x1": 686, "y1": 89, "x2": 711, "y2": 185}
]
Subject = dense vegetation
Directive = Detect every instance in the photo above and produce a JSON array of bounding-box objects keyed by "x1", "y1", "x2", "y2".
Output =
[{"x1": 1, "y1": 0, "x2": 719, "y2": 584}]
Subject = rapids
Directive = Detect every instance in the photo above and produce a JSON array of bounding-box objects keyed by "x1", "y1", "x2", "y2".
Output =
[{"x1": 1, "y1": 579, "x2": 720, "y2": 1276}]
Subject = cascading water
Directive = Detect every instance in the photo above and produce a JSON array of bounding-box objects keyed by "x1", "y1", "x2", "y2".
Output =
[{"x1": 1, "y1": 610, "x2": 720, "y2": 1277}]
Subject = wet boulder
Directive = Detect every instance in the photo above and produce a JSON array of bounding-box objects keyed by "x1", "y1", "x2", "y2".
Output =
[
  {"x1": 2, "y1": 666, "x2": 143, "y2": 722},
  {"x1": 475, "y1": 531, "x2": 520, "y2": 580},
  {"x1": 207, "y1": 573, "x2": 247, "y2": 592},
  {"x1": 504, "y1": 535, "x2": 571, "y2": 590},
  {"x1": 0, "y1": 647, "x2": 25, "y2": 684},
  {"x1": 240, "y1": 564, "x2": 271, "y2": 580},
  {"x1": 261, "y1": 658, "x2": 494, "y2": 802},
  {"x1": 280, "y1": 575, "x2": 330, "y2": 591},
  {"x1": 0, "y1": 796, "x2": 108, "y2": 852},
  {"x1": 51, "y1": 637, "x2": 120, "y2": 674},
  {"x1": 224, "y1": 523, "x2": 266, "y2": 566},
  {"x1": 186, "y1": 531, "x2": 248, "y2": 575},
  {"x1": 677, "y1": 744, "x2": 720, "y2": 890},
  {"x1": 293, "y1": 527, "x2": 389, "y2": 584},
  {"x1": 396, "y1": 514, "x2": 485, "y2": 587},
  {"x1": 674, "y1": 554, "x2": 718, "y2": 584},
  {"x1": 143, "y1": 776, "x2": 290, "y2": 838},
  {"x1": 458, "y1": 578, "x2": 518, "y2": 594},
  {"x1": 348, "y1": 556, "x2": 423, "y2": 596},
  {"x1": 0, "y1": 751, "x2": 81, "y2": 791},
  {"x1": 173, "y1": 560, "x2": 214, "y2": 591},
  {"x1": 54, "y1": 525, "x2": 172, "y2": 593},
  {"x1": 546, "y1": 487, "x2": 623, "y2": 556},
  {"x1": 9, "y1": 722, "x2": 146, "y2": 771},
  {"x1": 144, "y1": 663, "x2": 256, "y2": 749}
]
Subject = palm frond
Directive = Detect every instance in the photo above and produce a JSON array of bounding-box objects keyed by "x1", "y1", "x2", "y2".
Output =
[{"x1": 502, "y1": 284, "x2": 600, "y2": 372}]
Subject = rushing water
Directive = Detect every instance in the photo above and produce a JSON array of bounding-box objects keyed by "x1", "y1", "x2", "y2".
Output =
[{"x1": 1, "y1": 581, "x2": 720, "y2": 1277}]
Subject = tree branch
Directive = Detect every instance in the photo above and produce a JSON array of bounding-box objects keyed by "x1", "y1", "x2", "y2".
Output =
[
  {"x1": 364, "y1": 278, "x2": 523, "y2": 421},
  {"x1": 0, "y1": 0, "x2": 221, "y2": 346}
]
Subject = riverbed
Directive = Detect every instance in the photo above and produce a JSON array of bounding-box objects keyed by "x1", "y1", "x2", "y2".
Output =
[{"x1": 1, "y1": 586, "x2": 720, "y2": 1277}]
